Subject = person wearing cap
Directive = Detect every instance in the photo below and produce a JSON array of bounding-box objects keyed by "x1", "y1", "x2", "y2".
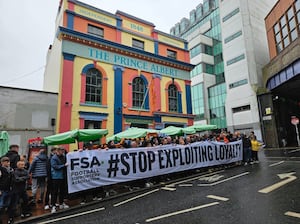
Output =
[
  {"x1": 50, "y1": 147, "x2": 69, "y2": 213},
  {"x1": 0, "y1": 157, "x2": 15, "y2": 224}
]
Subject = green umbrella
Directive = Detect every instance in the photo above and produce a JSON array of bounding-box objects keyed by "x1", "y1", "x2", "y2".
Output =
[
  {"x1": 107, "y1": 127, "x2": 158, "y2": 142},
  {"x1": 189, "y1": 124, "x2": 217, "y2": 131},
  {"x1": 159, "y1": 126, "x2": 184, "y2": 136},
  {"x1": 43, "y1": 129, "x2": 108, "y2": 146},
  {"x1": 0, "y1": 131, "x2": 9, "y2": 157},
  {"x1": 182, "y1": 126, "x2": 196, "y2": 134}
]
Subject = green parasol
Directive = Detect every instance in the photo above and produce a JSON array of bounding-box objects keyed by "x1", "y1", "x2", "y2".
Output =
[
  {"x1": 42, "y1": 129, "x2": 108, "y2": 147},
  {"x1": 0, "y1": 131, "x2": 9, "y2": 157}
]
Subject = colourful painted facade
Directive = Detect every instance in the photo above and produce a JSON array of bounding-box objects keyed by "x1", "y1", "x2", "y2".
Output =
[{"x1": 45, "y1": 0, "x2": 194, "y2": 150}]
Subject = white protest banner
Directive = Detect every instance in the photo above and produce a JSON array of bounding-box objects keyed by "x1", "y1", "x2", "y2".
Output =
[{"x1": 66, "y1": 140, "x2": 242, "y2": 193}]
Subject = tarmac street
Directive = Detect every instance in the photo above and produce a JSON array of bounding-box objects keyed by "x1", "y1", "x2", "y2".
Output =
[{"x1": 16, "y1": 149, "x2": 300, "y2": 224}]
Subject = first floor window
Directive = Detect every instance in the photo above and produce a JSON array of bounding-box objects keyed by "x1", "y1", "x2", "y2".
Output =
[
  {"x1": 168, "y1": 84, "x2": 178, "y2": 112},
  {"x1": 132, "y1": 77, "x2": 145, "y2": 108},
  {"x1": 85, "y1": 68, "x2": 102, "y2": 104}
]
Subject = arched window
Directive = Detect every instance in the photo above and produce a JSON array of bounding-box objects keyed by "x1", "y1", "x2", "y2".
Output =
[
  {"x1": 132, "y1": 77, "x2": 145, "y2": 108},
  {"x1": 168, "y1": 84, "x2": 178, "y2": 112},
  {"x1": 85, "y1": 68, "x2": 102, "y2": 104}
]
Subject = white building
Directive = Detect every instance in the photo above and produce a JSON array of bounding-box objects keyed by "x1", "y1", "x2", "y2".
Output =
[{"x1": 220, "y1": 0, "x2": 277, "y2": 139}]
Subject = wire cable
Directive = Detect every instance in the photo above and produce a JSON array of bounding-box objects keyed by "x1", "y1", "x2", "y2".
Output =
[{"x1": 0, "y1": 65, "x2": 45, "y2": 85}]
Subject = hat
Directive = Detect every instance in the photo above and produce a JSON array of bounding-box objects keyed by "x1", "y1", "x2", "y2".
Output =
[{"x1": 1, "y1": 157, "x2": 10, "y2": 163}]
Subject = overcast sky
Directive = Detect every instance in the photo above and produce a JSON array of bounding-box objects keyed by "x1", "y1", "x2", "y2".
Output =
[{"x1": 0, "y1": 0, "x2": 202, "y2": 91}]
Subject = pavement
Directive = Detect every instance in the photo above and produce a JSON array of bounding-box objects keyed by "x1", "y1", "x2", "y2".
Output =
[{"x1": 9, "y1": 146, "x2": 300, "y2": 223}]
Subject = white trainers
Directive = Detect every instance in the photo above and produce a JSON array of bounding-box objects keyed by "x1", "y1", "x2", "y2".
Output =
[
  {"x1": 51, "y1": 206, "x2": 56, "y2": 214},
  {"x1": 59, "y1": 202, "x2": 69, "y2": 209},
  {"x1": 44, "y1": 205, "x2": 50, "y2": 210}
]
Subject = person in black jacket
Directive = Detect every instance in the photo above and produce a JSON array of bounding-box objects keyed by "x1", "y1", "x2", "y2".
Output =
[
  {"x1": 28, "y1": 149, "x2": 48, "y2": 204},
  {"x1": 0, "y1": 157, "x2": 14, "y2": 224},
  {"x1": 4, "y1": 144, "x2": 21, "y2": 170},
  {"x1": 13, "y1": 161, "x2": 31, "y2": 218},
  {"x1": 241, "y1": 134, "x2": 252, "y2": 165},
  {"x1": 44, "y1": 147, "x2": 57, "y2": 210}
]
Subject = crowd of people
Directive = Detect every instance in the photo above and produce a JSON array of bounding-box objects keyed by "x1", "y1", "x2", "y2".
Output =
[
  {"x1": 0, "y1": 144, "x2": 69, "y2": 224},
  {"x1": 0, "y1": 130, "x2": 263, "y2": 223},
  {"x1": 102, "y1": 131, "x2": 262, "y2": 165}
]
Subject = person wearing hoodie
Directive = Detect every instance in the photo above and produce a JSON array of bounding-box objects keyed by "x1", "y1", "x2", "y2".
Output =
[
  {"x1": 0, "y1": 157, "x2": 14, "y2": 224},
  {"x1": 28, "y1": 148, "x2": 48, "y2": 204},
  {"x1": 4, "y1": 144, "x2": 21, "y2": 170}
]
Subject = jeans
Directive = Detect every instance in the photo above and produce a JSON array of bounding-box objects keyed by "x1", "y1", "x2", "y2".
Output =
[
  {"x1": 0, "y1": 191, "x2": 11, "y2": 208},
  {"x1": 13, "y1": 190, "x2": 30, "y2": 214},
  {"x1": 243, "y1": 147, "x2": 252, "y2": 162},
  {"x1": 51, "y1": 179, "x2": 65, "y2": 206},
  {"x1": 31, "y1": 177, "x2": 46, "y2": 201}
]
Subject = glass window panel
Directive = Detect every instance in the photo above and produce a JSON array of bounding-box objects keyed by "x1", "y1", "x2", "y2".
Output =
[
  {"x1": 287, "y1": 7, "x2": 294, "y2": 20},
  {"x1": 282, "y1": 26, "x2": 288, "y2": 37},
  {"x1": 296, "y1": 0, "x2": 300, "y2": 12},
  {"x1": 276, "y1": 42, "x2": 283, "y2": 53},
  {"x1": 283, "y1": 36, "x2": 290, "y2": 47},
  {"x1": 132, "y1": 39, "x2": 144, "y2": 50},
  {"x1": 274, "y1": 23, "x2": 280, "y2": 34},
  {"x1": 275, "y1": 33, "x2": 281, "y2": 44},
  {"x1": 291, "y1": 29, "x2": 298, "y2": 41},
  {"x1": 85, "y1": 68, "x2": 102, "y2": 104},
  {"x1": 280, "y1": 16, "x2": 286, "y2": 27},
  {"x1": 297, "y1": 12, "x2": 300, "y2": 24},
  {"x1": 289, "y1": 18, "x2": 296, "y2": 30}
]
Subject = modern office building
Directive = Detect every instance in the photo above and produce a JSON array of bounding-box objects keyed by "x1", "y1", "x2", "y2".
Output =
[
  {"x1": 171, "y1": 0, "x2": 226, "y2": 129},
  {"x1": 260, "y1": 0, "x2": 300, "y2": 147},
  {"x1": 44, "y1": 0, "x2": 194, "y2": 150},
  {"x1": 171, "y1": 0, "x2": 277, "y2": 139}
]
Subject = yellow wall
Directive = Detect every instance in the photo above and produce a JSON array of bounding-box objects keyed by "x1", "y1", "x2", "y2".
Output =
[
  {"x1": 122, "y1": 19, "x2": 152, "y2": 36},
  {"x1": 121, "y1": 32, "x2": 154, "y2": 53},
  {"x1": 157, "y1": 33, "x2": 185, "y2": 49},
  {"x1": 74, "y1": 5, "x2": 116, "y2": 26},
  {"x1": 160, "y1": 77, "x2": 187, "y2": 114},
  {"x1": 162, "y1": 116, "x2": 187, "y2": 124},
  {"x1": 71, "y1": 57, "x2": 115, "y2": 135}
]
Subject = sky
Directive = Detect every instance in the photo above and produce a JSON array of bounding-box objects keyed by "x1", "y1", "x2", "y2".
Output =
[{"x1": 0, "y1": 0, "x2": 202, "y2": 91}]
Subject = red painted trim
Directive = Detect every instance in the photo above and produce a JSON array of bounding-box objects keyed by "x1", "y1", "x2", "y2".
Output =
[
  {"x1": 59, "y1": 59, "x2": 74, "y2": 133},
  {"x1": 152, "y1": 31, "x2": 158, "y2": 39},
  {"x1": 165, "y1": 80, "x2": 182, "y2": 92},
  {"x1": 153, "y1": 77, "x2": 161, "y2": 111},
  {"x1": 116, "y1": 30, "x2": 121, "y2": 43},
  {"x1": 184, "y1": 80, "x2": 191, "y2": 85},
  {"x1": 184, "y1": 51, "x2": 190, "y2": 63},
  {"x1": 68, "y1": 1, "x2": 74, "y2": 10},
  {"x1": 187, "y1": 119, "x2": 193, "y2": 126}
]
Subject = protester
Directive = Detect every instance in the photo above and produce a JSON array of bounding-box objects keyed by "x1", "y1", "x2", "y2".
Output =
[
  {"x1": 50, "y1": 147, "x2": 69, "y2": 213},
  {"x1": 13, "y1": 160, "x2": 31, "y2": 218},
  {"x1": 0, "y1": 157, "x2": 15, "y2": 224},
  {"x1": 44, "y1": 147, "x2": 57, "y2": 210},
  {"x1": 251, "y1": 135, "x2": 262, "y2": 163},
  {"x1": 4, "y1": 144, "x2": 21, "y2": 169},
  {"x1": 28, "y1": 148, "x2": 48, "y2": 204},
  {"x1": 241, "y1": 134, "x2": 252, "y2": 165}
]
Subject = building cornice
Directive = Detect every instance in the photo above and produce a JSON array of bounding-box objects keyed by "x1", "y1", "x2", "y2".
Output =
[{"x1": 58, "y1": 27, "x2": 195, "y2": 71}]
